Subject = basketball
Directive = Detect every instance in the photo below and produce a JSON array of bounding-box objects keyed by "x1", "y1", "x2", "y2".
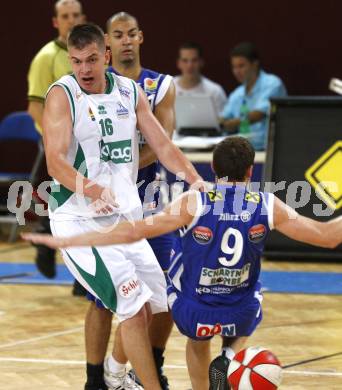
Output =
[{"x1": 227, "y1": 346, "x2": 283, "y2": 390}]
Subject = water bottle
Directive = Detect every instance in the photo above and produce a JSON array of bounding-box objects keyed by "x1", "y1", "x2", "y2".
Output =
[{"x1": 239, "y1": 98, "x2": 250, "y2": 135}]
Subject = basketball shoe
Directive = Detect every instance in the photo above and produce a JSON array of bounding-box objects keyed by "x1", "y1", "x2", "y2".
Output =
[
  {"x1": 104, "y1": 358, "x2": 143, "y2": 390},
  {"x1": 209, "y1": 355, "x2": 231, "y2": 390}
]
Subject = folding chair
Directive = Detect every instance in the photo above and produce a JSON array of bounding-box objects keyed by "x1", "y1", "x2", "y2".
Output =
[{"x1": 0, "y1": 111, "x2": 44, "y2": 241}]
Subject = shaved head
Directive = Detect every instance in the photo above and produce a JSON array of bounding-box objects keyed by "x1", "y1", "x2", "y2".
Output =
[{"x1": 106, "y1": 11, "x2": 139, "y2": 32}]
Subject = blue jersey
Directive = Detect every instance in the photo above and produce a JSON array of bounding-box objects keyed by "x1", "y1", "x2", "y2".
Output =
[
  {"x1": 108, "y1": 66, "x2": 172, "y2": 208},
  {"x1": 168, "y1": 184, "x2": 274, "y2": 306}
]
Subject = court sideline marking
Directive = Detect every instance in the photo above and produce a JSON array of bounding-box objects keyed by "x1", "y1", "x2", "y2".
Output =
[
  {"x1": 0, "y1": 326, "x2": 83, "y2": 349},
  {"x1": 0, "y1": 319, "x2": 119, "y2": 349},
  {"x1": 283, "y1": 351, "x2": 342, "y2": 369}
]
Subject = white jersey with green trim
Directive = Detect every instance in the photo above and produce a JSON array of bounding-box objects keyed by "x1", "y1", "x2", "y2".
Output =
[{"x1": 47, "y1": 72, "x2": 142, "y2": 222}]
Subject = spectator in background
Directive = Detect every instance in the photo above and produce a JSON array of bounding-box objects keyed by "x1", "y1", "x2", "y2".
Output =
[
  {"x1": 220, "y1": 42, "x2": 287, "y2": 151},
  {"x1": 174, "y1": 42, "x2": 227, "y2": 115},
  {"x1": 26, "y1": 0, "x2": 86, "y2": 295}
]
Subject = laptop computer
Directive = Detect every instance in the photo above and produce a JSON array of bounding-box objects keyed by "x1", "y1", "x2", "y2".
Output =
[{"x1": 175, "y1": 95, "x2": 222, "y2": 137}]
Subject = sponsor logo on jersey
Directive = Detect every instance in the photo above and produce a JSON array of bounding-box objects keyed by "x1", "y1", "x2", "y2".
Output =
[
  {"x1": 88, "y1": 107, "x2": 96, "y2": 121},
  {"x1": 196, "y1": 323, "x2": 236, "y2": 337},
  {"x1": 119, "y1": 278, "x2": 140, "y2": 298},
  {"x1": 192, "y1": 226, "x2": 213, "y2": 245},
  {"x1": 248, "y1": 224, "x2": 266, "y2": 243},
  {"x1": 245, "y1": 192, "x2": 260, "y2": 203},
  {"x1": 144, "y1": 77, "x2": 159, "y2": 93},
  {"x1": 208, "y1": 190, "x2": 223, "y2": 202},
  {"x1": 116, "y1": 102, "x2": 129, "y2": 119},
  {"x1": 195, "y1": 286, "x2": 211, "y2": 294},
  {"x1": 240, "y1": 210, "x2": 252, "y2": 222},
  {"x1": 196, "y1": 285, "x2": 248, "y2": 295},
  {"x1": 199, "y1": 263, "x2": 251, "y2": 286},
  {"x1": 218, "y1": 210, "x2": 252, "y2": 222},
  {"x1": 97, "y1": 105, "x2": 107, "y2": 115},
  {"x1": 218, "y1": 213, "x2": 239, "y2": 221},
  {"x1": 100, "y1": 139, "x2": 132, "y2": 163},
  {"x1": 119, "y1": 86, "x2": 131, "y2": 98}
]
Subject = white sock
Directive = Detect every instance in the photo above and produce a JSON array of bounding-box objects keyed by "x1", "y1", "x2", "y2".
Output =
[
  {"x1": 107, "y1": 354, "x2": 126, "y2": 375},
  {"x1": 222, "y1": 347, "x2": 235, "y2": 361}
]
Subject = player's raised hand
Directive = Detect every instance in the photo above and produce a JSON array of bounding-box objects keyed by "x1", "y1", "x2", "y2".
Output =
[{"x1": 21, "y1": 233, "x2": 67, "y2": 249}]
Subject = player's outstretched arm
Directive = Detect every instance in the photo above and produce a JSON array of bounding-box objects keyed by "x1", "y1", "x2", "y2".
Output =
[
  {"x1": 136, "y1": 87, "x2": 202, "y2": 186},
  {"x1": 22, "y1": 191, "x2": 200, "y2": 249},
  {"x1": 274, "y1": 196, "x2": 342, "y2": 248},
  {"x1": 139, "y1": 81, "x2": 175, "y2": 169}
]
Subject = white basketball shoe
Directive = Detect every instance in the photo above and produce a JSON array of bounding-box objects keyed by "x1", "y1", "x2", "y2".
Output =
[{"x1": 104, "y1": 358, "x2": 143, "y2": 390}]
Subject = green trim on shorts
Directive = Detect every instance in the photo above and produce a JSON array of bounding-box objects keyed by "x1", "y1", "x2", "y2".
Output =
[
  {"x1": 66, "y1": 247, "x2": 117, "y2": 312},
  {"x1": 48, "y1": 144, "x2": 88, "y2": 211}
]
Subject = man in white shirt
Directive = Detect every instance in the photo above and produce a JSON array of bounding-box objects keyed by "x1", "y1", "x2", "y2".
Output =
[{"x1": 174, "y1": 42, "x2": 227, "y2": 116}]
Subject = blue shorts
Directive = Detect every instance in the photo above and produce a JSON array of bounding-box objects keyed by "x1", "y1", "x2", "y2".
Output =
[
  {"x1": 87, "y1": 233, "x2": 174, "y2": 308},
  {"x1": 167, "y1": 285, "x2": 263, "y2": 340}
]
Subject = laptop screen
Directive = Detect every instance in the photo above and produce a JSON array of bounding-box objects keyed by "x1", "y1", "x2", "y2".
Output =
[{"x1": 175, "y1": 95, "x2": 220, "y2": 136}]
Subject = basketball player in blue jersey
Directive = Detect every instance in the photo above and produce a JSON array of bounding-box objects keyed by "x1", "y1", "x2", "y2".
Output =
[
  {"x1": 23, "y1": 136, "x2": 342, "y2": 390},
  {"x1": 85, "y1": 12, "x2": 175, "y2": 390}
]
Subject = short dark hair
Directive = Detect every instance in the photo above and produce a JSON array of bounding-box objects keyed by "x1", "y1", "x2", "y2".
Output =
[
  {"x1": 179, "y1": 42, "x2": 203, "y2": 58},
  {"x1": 213, "y1": 136, "x2": 255, "y2": 180},
  {"x1": 68, "y1": 23, "x2": 105, "y2": 51},
  {"x1": 230, "y1": 42, "x2": 259, "y2": 63}
]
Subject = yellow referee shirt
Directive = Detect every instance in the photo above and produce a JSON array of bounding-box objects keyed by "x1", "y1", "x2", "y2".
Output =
[{"x1": 27, "y1": 40, "x2": 72, "y2": 132}]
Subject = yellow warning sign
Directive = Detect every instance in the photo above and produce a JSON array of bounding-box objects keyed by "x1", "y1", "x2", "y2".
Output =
[{"x1": 305, "y1": 141, "x2": 342, "y2": 210}]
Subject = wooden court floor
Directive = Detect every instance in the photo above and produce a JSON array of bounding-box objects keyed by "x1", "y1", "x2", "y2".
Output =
[{"x1": 0, "y1": 242, "x2": 341, "y2": 389}]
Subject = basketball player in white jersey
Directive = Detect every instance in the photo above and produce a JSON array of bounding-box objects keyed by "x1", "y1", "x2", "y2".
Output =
[
  {"x1": 42, "y1": 23, "x2": 203, "y2": 390},
  {"x1": 84, "y1": 12, "x2": 176, "y2": 390}
]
